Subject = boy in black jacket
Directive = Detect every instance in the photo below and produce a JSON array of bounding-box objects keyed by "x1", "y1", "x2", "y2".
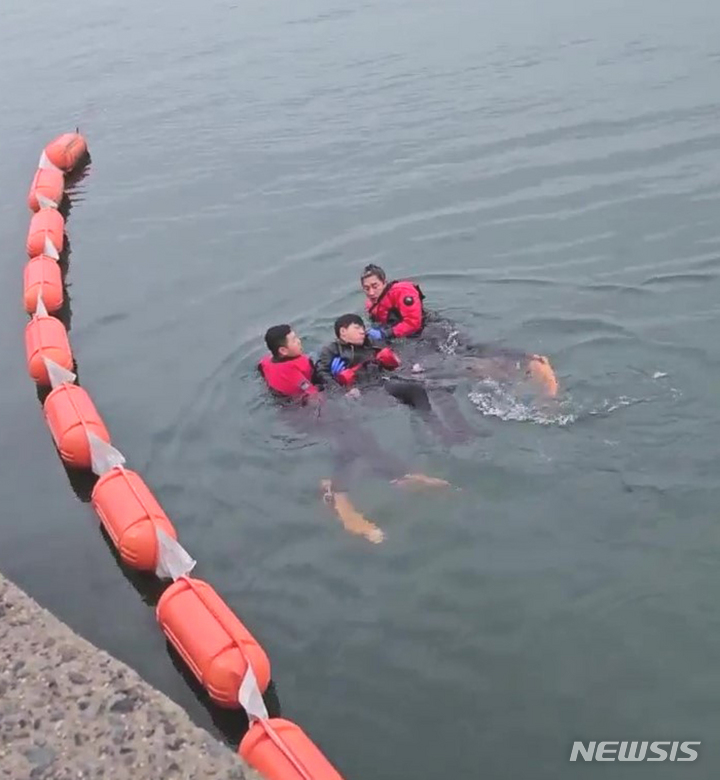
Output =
[{"x1": 316, "y1": 313, "x2": 434, "y2": 411}]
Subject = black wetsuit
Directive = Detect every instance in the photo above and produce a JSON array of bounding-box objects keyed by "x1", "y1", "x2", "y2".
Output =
[
  {"x1": 278, "y1": 397, "x2": 407, "y2": 491},
  {"x1": 316, "y1": 337, "x2": 432, "y2": 411},
  {"x1": 387, "y1": 309, "x2": 536, "y2": 388}
]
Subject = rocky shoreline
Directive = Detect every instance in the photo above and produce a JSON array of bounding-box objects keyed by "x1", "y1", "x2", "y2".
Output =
[{"x1": 0, "y1": 572, "x2": 260, "y2": 780}]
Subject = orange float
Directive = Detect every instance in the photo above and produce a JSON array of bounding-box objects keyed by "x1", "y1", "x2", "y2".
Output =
[
  {"x1": 27, "y1": 167, "x2": 64, "y2": 212},
  {"x1": 25, "y1": 314, "x2": 73, "y2": 385},
  {"x1": 239, "y1": 718, "x2": 345, "y2": 780},
  {"x1": 26, "y1": 208, "x2": 64, "y2": 258},
  {"x1": 44, "y1": 133, "x2": 88, "y2": 173},
  {"x1": 20, "y1": 143, "x2": 345, "y2": 780},
  {"x1": 44, "y1": 384, "x2": 111, "y2": 468},
  {"x1": 156, "y1": 577, "x2": 271, "y2": 708},
  {"x1": 23, "y1": 255, "x2": 63, "y2": 313},
  {"x1": 91, "y1": 468, "x2": 178, "y2": 571}
]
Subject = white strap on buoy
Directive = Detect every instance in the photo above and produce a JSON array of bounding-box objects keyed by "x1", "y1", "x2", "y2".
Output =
[
  {"x1": 43, "y1": 235, "x2": 60, "y2": 260},
  {"x1": 35, "y1": 293, "x2": 48, "y2": 318},
  {"x1": 36, "y1": 194, "x2": 58, "y2": 210},
  {"x1": 43, "y1": 357, "x2": 77, "y2": 390},
  {"x1": 38, "y1": 150, "x2": 61, "y2": 172},
  {"x1": 154, "y1": 528, "x2": 196, "y2": 580},
  {"x1": 238, "y1": 664, "x2": 269, "y2": 722},
  {"x1": 88, "y1": 432, "x2": 126, "y2": 476}
]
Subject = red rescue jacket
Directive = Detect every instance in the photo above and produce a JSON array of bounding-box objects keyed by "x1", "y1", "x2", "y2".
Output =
[
  {"x1": 365, "y1": 280, "x2": 425, "y2": 338},
  {"x1": 258, "y1": 354, "x2": 321, "y2": 400}
]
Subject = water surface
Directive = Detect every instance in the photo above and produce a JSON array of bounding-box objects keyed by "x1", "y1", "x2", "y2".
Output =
[{"x1": 1, "y1": 1, "x2": 720, "y2": 777}]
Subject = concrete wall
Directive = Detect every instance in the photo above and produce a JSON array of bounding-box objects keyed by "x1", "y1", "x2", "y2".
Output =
[{"x1": 0, "y1": 572, "x2": 261, "y2": 780}]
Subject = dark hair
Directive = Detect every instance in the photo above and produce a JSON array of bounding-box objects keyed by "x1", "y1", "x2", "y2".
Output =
[
  {"x1": 361, "y1": 263, "x2": 386, "y2": 283},
  {"x1": 265, "y1": 324, "x2": 292, "y2": 357},
  {"x1": 334, "y1": 313, "x2": 364, "y2": 338}
]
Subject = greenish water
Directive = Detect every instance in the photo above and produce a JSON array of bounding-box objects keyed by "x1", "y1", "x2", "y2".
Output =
[{"x1": 1, "y1": 1, "x2": 720, "y2": 777}]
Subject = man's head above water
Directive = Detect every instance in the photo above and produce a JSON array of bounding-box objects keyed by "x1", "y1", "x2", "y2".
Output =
[
  {"x1": 265, "y1": 324, "x2": 303, "y2": 359},
  {"x1": 360, "y1": 263, "x2": 387, "y2": 303},
  {"x1": 334, "y1": 313, "x2": 367, "y2": 345}
]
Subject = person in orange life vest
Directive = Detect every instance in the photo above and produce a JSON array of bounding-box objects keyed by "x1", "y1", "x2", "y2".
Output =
[
  {"x1": 258, "y1": 324, "x2": 449, "y2": 544},
  {"x1": 361, "y1": 263, "x2": 426, "y2": 341},
  {"x1": 257, "y1": 324, "x2": 324, "y2": 402}
]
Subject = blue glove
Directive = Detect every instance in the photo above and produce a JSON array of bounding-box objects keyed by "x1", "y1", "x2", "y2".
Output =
[
  {"x1": 330, "y1": 356, "x2": 348, "y2": 376},
  {"x1": 366, "y1": 327, "x2": 387, "y2": 341}
]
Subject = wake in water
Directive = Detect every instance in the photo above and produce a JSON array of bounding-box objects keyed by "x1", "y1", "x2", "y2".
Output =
[
  {"x1": 467, "y1": 379, "x2": 639, "y2": 426},
  {"x1": 467, "y1": 375, "x2": 678, "y2": 426},
  {"x1": 468, "y1": 379, "x2": 576, "y2": 425},
  {"x1": 421, "y1": 318, "x2": 680, "y2": 427},
  {"x1": 399, "y1": 321, "x2": 566, "y2": 422}
]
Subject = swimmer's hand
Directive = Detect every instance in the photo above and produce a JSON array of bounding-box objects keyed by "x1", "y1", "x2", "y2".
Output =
[
  {"x1": 346, "y1": 388, "x2": 362, "y2": 399},
  {"x1": 411, "y1": 363, "x2": 425, "y2": 374}
]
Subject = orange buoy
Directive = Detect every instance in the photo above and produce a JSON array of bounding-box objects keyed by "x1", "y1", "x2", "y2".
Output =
[
  {"x1": 91, "y1": 468, "x2": 178, "y2": 571},
  {"x1": 26, "y1": 208, "x2": 64, "y2": 258},
  {"x1": 44, "y1": 133, "x2": 88, "y2": 173},
  {"x1": 25, "y1": 315, "x2": 73, "y2": 385},
  {"x1": 156, "y1": 577, "x2": 271, "y2": 708},
  {"x1": 44, "y1": 384, "x2": 111, "y2": 468},
  {"x1": 527, "y1": 355, "x2": 559, "y2": 398},
  {"x1": 23, "y1": 255, "x2": 63, "y2": 314},
  {"x1": 27, "y1": 167, "x2": 64, "y2": 212},
  {"x1": 239, "y1": 719, "x2": 345, "y2": 780}
]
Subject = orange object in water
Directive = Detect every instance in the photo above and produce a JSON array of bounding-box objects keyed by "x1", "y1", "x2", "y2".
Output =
[
  {"x1": 527, "y1": 355, "x2": 559, "y2": 397},
  {"x1": 27, "y1": 167, "x2": 64, "y2": 212},
  {"x1": 91, "y1": 468, "x2": 178, "y2": 571},
  {"x1": 44, "y1": 133, "x2": 88, "y2": 172},
  {"x1": 26, "y1": 208, "x2": 64, "y2": 258},
  {"x1": 25, "y1": 315, "x2": 73, "y2": 385},
  {"x1": 44, "y1": 384, "x2": 111, "y2": 469},
  {"x1": 156, "y1": 577, "x2": 271, "y2": 708},
  {"x1": 239, "y1": 718, "x2": 345, "y2": 780},
  {"x1": 23, "y1": 255, "x2": 63, "y2": 313}
]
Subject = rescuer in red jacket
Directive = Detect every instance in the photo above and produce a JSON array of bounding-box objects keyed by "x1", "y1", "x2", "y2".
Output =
[
  {"x1": 360, "y1": 264, "x2": 559, "y2": 397},
  {"x1": 257, "y1": 325, "x2": 324, "y2": 402},
  {"x1": 361, "y1": 264, "x2": 426, "y2": 340}
]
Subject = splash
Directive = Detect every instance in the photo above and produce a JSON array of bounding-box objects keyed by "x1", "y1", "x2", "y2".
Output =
[
  {"x1": 438, "y1": 328, "x2": 460, "y2": 355},
  {"x1": 468, "y1": 379, "x2": 576, "y2": 426},
  {"x1": 466, "y1": 378, "x2": 653, "y2": 426},
  {"x1": 587, "y1": 396, "x2": 641, "y2": 417}
]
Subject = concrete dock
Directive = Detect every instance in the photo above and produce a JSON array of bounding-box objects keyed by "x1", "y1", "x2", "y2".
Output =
[{"x1": 0, "y1": 573, "x2": 260, "y2": 780}]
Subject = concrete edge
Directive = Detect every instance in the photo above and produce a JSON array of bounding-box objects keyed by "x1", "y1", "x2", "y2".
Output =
[{"x1": 0, "y1": 572, "x2": 262, "y2": 780}]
